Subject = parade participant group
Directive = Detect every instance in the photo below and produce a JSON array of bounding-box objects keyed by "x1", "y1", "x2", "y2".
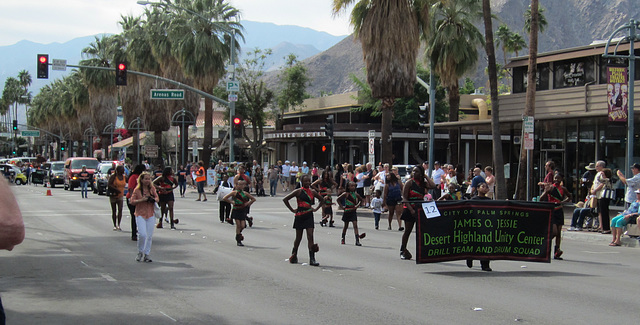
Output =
[{"x1": 22, "y1": 156, "x2": 634, "y2": 270}]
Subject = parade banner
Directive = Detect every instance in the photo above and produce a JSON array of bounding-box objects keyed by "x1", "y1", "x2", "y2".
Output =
[
  {"x1": 416, "y1": 200, "x2": 554, "y2": 264},
  {"x1": 606, "y1": 66, "x2": 628, "y2": 123}
]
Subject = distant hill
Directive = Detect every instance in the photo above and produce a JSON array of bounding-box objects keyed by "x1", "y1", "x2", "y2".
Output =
[{"x1": 267, "y1": 0, "x2": 640, "y2": 96}]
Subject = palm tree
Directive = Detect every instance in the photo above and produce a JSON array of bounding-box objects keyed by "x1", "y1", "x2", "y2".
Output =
[
  {"x1": 495, "y1": 24, "x2": 513, "y2": 66},
  {"x1": 80, "y1": 35, "x2": 121, "y2": 159},
  {"x1": 509, "y1": 33, "x2": 527, "y2": 57},
  {"x1": 516, "y1": 0, "x2": 540, "y2": 200},
  {"x1": 168, "y1": 0, "x2": 243, "y2": 166},
  {"x1": 524, "y1": 4, "x2": 547, "y2": 34},
  {"x1": 333, "y1": 0, "x2": 430, "y2": 165},
  {"x1": 426, "y1": 0, "x2": 484, "y2": 165},
  {"x1": 482, "y1": 0, "x2": 506, "y2": 200}
]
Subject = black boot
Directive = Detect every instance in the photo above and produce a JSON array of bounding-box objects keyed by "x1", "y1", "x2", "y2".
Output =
[
  {"x1": 289, "y1": 248, "x2": 298, "y2": 264},
  {"x1": 355, "y1": 234, "x2": 362, "y2": 246},
  {"x1": 235, "y1": 234, "x2": 244, "y2": 246},
  {"x1": 309, "y1": 250, "x2": 319, "y2": 266}
]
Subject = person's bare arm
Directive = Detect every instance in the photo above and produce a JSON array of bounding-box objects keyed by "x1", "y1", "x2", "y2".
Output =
[{"x1": 0, "y1": 177, "x2": 25, "y2": 250}]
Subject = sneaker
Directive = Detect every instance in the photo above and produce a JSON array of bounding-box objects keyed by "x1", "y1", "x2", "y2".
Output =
[
  {"x1": 568, "y1": 227, "x2": 577, "y2": 231},
  {"x1": 248, "y1": 217, "x2": 254, "y2": 227},
  {"x1": 156, "y1": 223, "x2": 162, "y2": 229},
  {"x1": 237, "y1": 241, "x2": 244, "y2": 246},
  {"x1": 388, "y1": 226, "x2": 392, "y2": 230},
  {"x1": 400, "y1": 250, "x2": 412, "y2": 260},
  {"x1": 135, "y1": 252, "x2": 143, "y2": 262},
  {"x1": 481, "y1": 266, "x2": 493, "y2": 272},
  {"x1": 171, "y1": 226, "x2": 176, "y2": 230},
  {"x1": 577, "y1": 227, "x2": 583, "y2": 231},
  {"x1": 375, "y1": 226, "x2": 379, "y2": 230},
  {"x1": 289, "y1": 254, "x2": 298, "y2": 264},
  {"x1": 341, "y1": 238, "x2": 345, "y2": 245},
  {"x1": 143, "y1": 254, "x2": 152, "y2": 263},
  {"x1": 398, "y1": 227, "x2": 405, "y2": 231}
]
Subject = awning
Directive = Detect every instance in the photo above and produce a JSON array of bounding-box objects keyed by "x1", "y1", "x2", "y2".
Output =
[
  {"x1": 109, "y1": 132, "x2": 148, "y2": 150},
  {"x1": 504, "y1": 42, "x2": 632, "y2": 69}
]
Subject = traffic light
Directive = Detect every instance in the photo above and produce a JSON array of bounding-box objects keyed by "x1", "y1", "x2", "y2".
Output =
[
  {"x1": 232, "y1": 116, "x2": 243, "y2": 138},
  {"x1": 419, "y1": 102, "x2": 429, "y2": 128},
  {"x1": 37, "y1": 54, "x2": 49, "y2": 79},
  {"x1": 12, "y1": 120, "x2": 17, "y2": 131},
  {"x1": 322, "y1": 145, "x2": 327, "y2": 152},
  {"x1": 115, "y1": 61, "x2": 127, "y2": 86},
  {"x1": 324, "y1": 115, "x2": 334, "y2": 137},
  {"x1": 60, "y1": 141, "x2": 66, "y2": 152}
]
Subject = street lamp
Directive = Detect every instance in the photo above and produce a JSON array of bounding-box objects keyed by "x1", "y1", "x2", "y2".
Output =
[
  {"x1": 138, "y1": 0, "x2": 238, "y2": 163},
  {"x1": 171, "y1": 109, "x2": 196, "y2": 167},
  {"x1": 103, "y1": 123, "x2": 115, "y2": 160},
  {"x1": 128, "y1": 117, "x2": 145, "y2": 165},
  {"x1": 603, "y1": 19, "x2": 640, "y2": 178},
  {"x1": 83, "y1": 127, "x2": 96, "y2": 157}
]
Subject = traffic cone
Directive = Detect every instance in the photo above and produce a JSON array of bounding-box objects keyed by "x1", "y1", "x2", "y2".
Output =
[{"x1": 46, "y1": 189, "x2": 52, "y2": 196}]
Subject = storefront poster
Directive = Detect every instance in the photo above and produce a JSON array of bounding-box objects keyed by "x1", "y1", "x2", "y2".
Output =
[
  {"x1": 607, "y1": 66, "x2": 628, "y2": 123},
  {"x1": 416, "y1": 200, "x2": 554, "y2": 264}
]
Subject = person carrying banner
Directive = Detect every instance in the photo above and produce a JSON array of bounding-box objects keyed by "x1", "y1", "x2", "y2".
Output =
[
  {"x1": 399, "y1": 165, "x2": 435, "y2": 260},
  {"x1": 283, "y1": 175, "x2": 325, "y2": 266},
  {"x1": 540, "y1": 173, "x2": 572, "y2": 260},
  {"x1": 466, "y1": 181, "x2": 493, "y2": 271}
]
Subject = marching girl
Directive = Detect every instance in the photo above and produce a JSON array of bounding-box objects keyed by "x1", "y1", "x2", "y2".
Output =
[
  {"x1": 399, "y1": 165, "x2": 435, "y2": 260},
  {"x1": 312, "y1": 169, "x2": 336, "y2": 226},
  {"x1": 283, "y1": 175, "x2": 325, "y2": 266},
  {"x1": 337, "y1": 181, "x2": 366, "y2": 246},
  {"x1": 223, "y1": 178, "x2": 256, "y2": 246}
]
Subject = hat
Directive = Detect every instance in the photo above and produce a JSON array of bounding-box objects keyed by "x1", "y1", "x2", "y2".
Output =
[
  {"x1": 635, "y1": 189, "x2": 640, "y2": 194},
  {"x1": 303, "y1": 161, "x2": 307, "y2": 165},
  {"x1": 434, "y1": 161, "x2": 440, "y2": 165},
  {"x1": 82, "y1": 165, "x2": 87, "y2": 168},
  {"x1": 585, "y1": 163, "x2": 596, "y2": 170},
  {"x1": 633, "y1": 163, "x2": 640, "y2": 170},
  {"x1": 285, "y1": 160, "x2": 290, "y2": 164}
]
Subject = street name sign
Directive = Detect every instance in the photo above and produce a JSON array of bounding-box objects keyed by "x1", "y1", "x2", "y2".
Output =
[
  {"x1": 150, "y1": 89, "x2": 185, "y2": 100},
  {"x1": 21, "y1": 130, "x2": 40, "y2": 137},
  {"x1": 52, "y1": 59, "x2": 67, "y2": 71}
]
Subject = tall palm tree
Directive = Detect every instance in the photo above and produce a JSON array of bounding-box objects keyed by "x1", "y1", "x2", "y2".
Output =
[
  {"x1": 168, "y1": 0, "x2": 243, "y2": 166},
  {"x1": 482, "y1": 0, "x2": 506, "y2": 199},
  {"x1": 524, "y1": 4, "x2": 547, "y2": 34},
  {"x1": 333, "y1": 0, "x2": 430, "y2": 165},
  {"x1": 516, "y1": 0, "x2": 540, "y2": 200},
  {"x1": 495, "y1": 24, "x2": 513, "y2": 66},
  {"x1": 80, "y1": 35, "x2": 121, "y2": 159},
  {"x1": 426, "y1": 0, "x2": 484, "y2": 165}
]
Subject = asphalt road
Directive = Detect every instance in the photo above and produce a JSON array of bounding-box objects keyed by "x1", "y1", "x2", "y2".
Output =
[{"x1": 1, "y1": 184, "x2": 638, "y2": 325}]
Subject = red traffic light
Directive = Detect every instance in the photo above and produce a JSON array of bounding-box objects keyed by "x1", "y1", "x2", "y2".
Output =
[
  {"x1": 233, "y1": 117, "x2": 241, "y2": 125},
  {"x1": 322, "y1": 145, "x2": 327, "y2": 152},
  {"x1": 118, "y1": 63, "x2": 126, "y2": 71},
  {"x1": 37, "y1": 54, "x2": 49, "y2": 79},
  {"x1": 39, "y1": 55, "x2": 48, "y2": 64}
]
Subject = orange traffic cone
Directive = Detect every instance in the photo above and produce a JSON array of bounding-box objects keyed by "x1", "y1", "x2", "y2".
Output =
[{"x1": 46, "y1": 189, "x2": 52, "y2": 196}]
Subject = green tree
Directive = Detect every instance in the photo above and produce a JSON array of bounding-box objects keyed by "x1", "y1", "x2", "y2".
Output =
[
  {"x1": 459, "y1": 77, "x2": 476, "y2": 95},
  {"x1": 276, "y1": 54, "x2": 311, "y2": 118},
  {"x1": 482, "y1": 0, "x2": 506, "y2": 199},
  {"x1": 80, "y1": 35, "x2": 121, "y2": 156},
  {"x1": 235, "y1": 48, "x2": 275, "y2": 161},
  {"x1": 517, "y1": 0, "x2": 541, "y2": 200},
  {"x1": 168, "y1": 0, "x2": 242, "y2": 167},
  {"x1": 333, "y1": 0, "x2": 430, "y2": 164},
  {"x1": 524, "y1": 3, "x2": 547, "y2": 34},
  {"x1": 426, "y1": 0, "x2": 484, "y2": 165}
]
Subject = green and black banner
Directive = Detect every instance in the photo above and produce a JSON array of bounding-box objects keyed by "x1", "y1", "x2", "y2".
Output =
[{"x1": 416, "y1": 200, "x2": 555, "y2": 264}]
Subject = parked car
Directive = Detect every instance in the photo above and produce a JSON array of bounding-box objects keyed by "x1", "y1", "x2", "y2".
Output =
[
  {"x1": 64, "y1": 157, "x2": 99, "y2": 191},
  {"x1": 0, "y1": 164, "x2": 28, "y2": 185},
  {"x1": 93, "y1": 161, "x2": 119, "y2": 195},
  {"x1": 44, "y1": 161, "x2": 66, "y2": 187}
]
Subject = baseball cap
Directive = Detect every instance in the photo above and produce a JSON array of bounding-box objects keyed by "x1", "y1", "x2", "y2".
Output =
[
  {"x1": 633, "y1": 163, "x2": 640, "y2": 170},
  {"x1": 303, "y1": 161, "x2": 307, "y2": 165},
  {"x1": 635, "y1": 189, "x2": 640, "y2": 194},
  {"x1": 285, "y1": 160, "x2": 290, "y2": 163}
]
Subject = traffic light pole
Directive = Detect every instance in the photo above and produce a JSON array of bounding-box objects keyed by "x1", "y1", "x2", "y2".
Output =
[{"x1": 229, "y1": 30, "x2": 236, "y2": 163}]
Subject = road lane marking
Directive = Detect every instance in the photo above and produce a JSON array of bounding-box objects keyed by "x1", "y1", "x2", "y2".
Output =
[
  {"x1": 159, "y1": 311, "x2": 177, "y2": 322},
  {"x1": 100, "y1": 273, "x2": 117, "y2": 282}
]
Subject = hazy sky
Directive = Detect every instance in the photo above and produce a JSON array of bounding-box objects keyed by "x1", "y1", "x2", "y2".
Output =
[{"x1": 0, "y1": 0, "x2": 353, "y2": 46}]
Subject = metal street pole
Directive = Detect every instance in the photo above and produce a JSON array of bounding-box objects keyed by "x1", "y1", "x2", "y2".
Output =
[
  {"x1": 603, "y1": 19, "x2": 639, "y2": 177},
  {"x1": 229, "y1": 29, "x2": 236, "y2": 163},
  {"x1": 428, "y1": 62, "x2": 436, "y2": 177}
]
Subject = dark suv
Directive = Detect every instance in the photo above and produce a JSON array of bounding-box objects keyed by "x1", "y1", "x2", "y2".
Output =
[
  {"x1": 44, "y1": 161, "x2": 66, "y2": 188},
  {"x1": 93, "y1": 161, "x2": 118, "y2": 195}
]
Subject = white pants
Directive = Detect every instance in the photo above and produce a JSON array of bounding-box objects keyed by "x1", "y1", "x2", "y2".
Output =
[{"x1": 136, "y1": 216, "x2": 155, "y2": 255}]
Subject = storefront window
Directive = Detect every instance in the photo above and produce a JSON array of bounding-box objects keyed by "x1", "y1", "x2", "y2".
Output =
[{"x1": 553, "y1": 58, "x2": 595, "y2": 89}]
